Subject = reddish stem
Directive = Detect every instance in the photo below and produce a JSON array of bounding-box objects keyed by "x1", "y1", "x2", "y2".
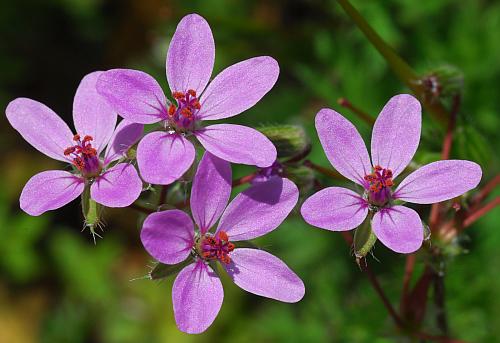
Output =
[
  {"x1": 304, "y1": 160, "x2": 343, "y2": 180},
  {"x1": 462, "y1": 196, "x2": 500, "y2": 228},
  {"x1": 158, "y1": 185, "x2": 169, "y2": 206},
  {"x1": 232, "y1": 172, "x2": 257, "y2": 187},
  {"x1": 471, "y1": 174, "x2": 500, "y2": 208},
  {"x1": 430, "y1": 95, "x2": 461, "y2": 232},
  {"x1": 337, "y1": 97, "x2": 375, "y2": 126},
  {"x1": 400, "y1": 253, "x2": 416, "y2": 311}
]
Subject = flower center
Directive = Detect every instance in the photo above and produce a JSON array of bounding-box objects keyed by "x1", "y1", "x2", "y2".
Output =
[
  {"x1": 197, "y1": 231, "x2": 235, "y2": 264},
  {"x1": 167, "y1": 89, "x2": 201, "y2": 131},
  {"x1": 364, "y1": 165, "x2": 394, "y2": 207},
  {"x1": 64, "y1": 134, "x2": 102, "y2": 178}
]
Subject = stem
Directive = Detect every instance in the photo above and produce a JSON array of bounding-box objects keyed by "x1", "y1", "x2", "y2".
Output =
[
  {"x1": 339, "y1": 231, "x2": 404, "y2": 328},
  {"x1": 360, "y1": 259, "x2": 405, "y2": 328},
  {"x1": 336, "y1": 0, "x2": 449, "y2": 126},
  {"x1": 400, "y1": 253, "x2": 416, "y2": 312},
  {"x1": 441, "y1": 95, "x2": 461, "y2": 160},
  {"x1": 158, "y1": 185, "x2": 169, "y2": 206},
  {"x1": 232, "y1": 172, "x2": 257, "y2": 187},
  {"x1": 337, "y1": 97, "x2": 375, "y2": 126},
  {"x1": 304, "y1": 160, "x2": 343, "y2": 180},
  {"x1": 430, "y1": 94, "x2": 461, "y2": 232},
  {"x1": 462, "y1": 196, "x2": 500, "y2": 229},
  {"x1": 471, "y1": 174, "x2": 500, "y2": 207},
  {"x1": 129, "y1": 203, "x2": 154, "y2": 214},
  {"x1": 433, "y1": 271, "x2": 449, "y2": 335}
]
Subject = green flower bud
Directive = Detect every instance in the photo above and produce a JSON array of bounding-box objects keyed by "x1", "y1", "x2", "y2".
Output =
[
  {"x1": 420, "y1": 65, "x2": 464, "y2": 101},
  {"x1": 354, "y1": 215, "x2": 377, "y2": 260},
  {"x1": 258, "y1": 125, "x2": 310, "y2": 160},
  {"x1": 81, "y1": 183, "x2": 104, "y2": 243}
]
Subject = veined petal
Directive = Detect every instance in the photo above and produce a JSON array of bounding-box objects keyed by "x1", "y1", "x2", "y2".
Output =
[
  {"x1": 217, "y1": 177, "x2": 298, "y2": 241},
  {"x1": 141, "y1": 210, "x2": 194, "y2": 264},
  {"x1": 191, "y1": 152, "x2": 232, "y2": 233},
  {"x1": 104, "y1": 120, "x2": 144, "y2": 165},
  {"x1": 394, "y1": 160, "x2": 482, "y2": 204},
  {"x1": 173, "y1": 260, "x2": 223, "y2": 334},
  {"x1": 371, "y1": 94, "x2": 421, "y2": 179},
  {"x1": 90, "y1": 163, "x2": 142, "y2": 207},
  {"x1": 20, "y1": 170, "x2": 84, "y2": 216},
  {"x1": 73, "y1": 71, "x2": 117, "y2": 153},
  {"x1": 224, "y1": 248, "x2": 304, "y2": 303},
  {"x1": 6, "y1": 98, "x2": 74, "y2": 162},
  {"x1": 137, "y1": 131, "x2": 195, "y2": 185},
  {"x1": 301, "y1": 187, "x2": 368, "y2": 231},
  {"x1": 167, "y1": 13, "x2": 215, "y2": 95},
  {"x1": 315, "y1": 108, "x2": 371, "y2": 186},
  {"x1": 96, "y1": 69, "x2": 166, "y2": 124},
  {"x1": 372, "y1": 206, "x2": 423, "y2": 254},
  {"x1": 197, "y1": 56, "x2": 279, "y2": 120},
  {"x1": 195, "y1": 124, "x2": 276, "y2": 167}
]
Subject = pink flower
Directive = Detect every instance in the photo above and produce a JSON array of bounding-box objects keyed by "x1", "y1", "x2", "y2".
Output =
[
  {"x1": 141, "y1": 152, "x2": 304, "y2": 333},
  {"x1": 97, "y1": 13, "x2": 278, "y2": 185},
  {"x1": 301, "y1": 94, "x2": 482, "y2": 253},
  {"x1": 5, "y1": 72, "x2": 144, "y2": 215}
]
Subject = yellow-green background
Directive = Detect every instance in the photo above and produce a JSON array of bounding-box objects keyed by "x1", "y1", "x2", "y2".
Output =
[{"x1": 0, "y1": 0, "x2": 499, "y2": 342}]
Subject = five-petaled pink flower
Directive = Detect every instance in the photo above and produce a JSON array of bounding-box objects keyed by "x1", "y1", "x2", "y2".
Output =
[
  {"x1": 301, "y1": 94, "x2": 482, "y2": 253},
  {"x1": 6, "y1": 72, "x2": 144, "y2": 216},
  {"x1": 141, "y1": 152, "x2": 304, "y2": 333},
  {"x1": 96, "y1": 13, "x2": 278, "y2": 185}
]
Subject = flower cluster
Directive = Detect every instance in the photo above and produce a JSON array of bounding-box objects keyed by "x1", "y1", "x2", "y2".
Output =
[{"x1": 4, "y1": 12, "x2": 482, "y2": 335}]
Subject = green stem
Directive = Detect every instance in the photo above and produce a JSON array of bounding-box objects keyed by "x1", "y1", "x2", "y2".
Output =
[{"x1": 336, "y1": 0, "x2": 449, "y2": 126}]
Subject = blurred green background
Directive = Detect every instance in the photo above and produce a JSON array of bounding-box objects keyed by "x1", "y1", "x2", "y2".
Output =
[{"x1": 1, "y1": 0, "x2": 499, "y2": 342}]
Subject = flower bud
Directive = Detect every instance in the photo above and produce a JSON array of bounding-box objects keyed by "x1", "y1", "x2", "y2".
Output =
[
  {"x1": 420, "y1": 65, "x2": 464, "y2": 102},
  {"x1": 258, "y1": 125, "x2": 310, "y2": 160},
  {"x1": 81, "y1": 184, "x2": 104, "y2": 243},
  {"x1": 354, "y1": 216, "x2": 377, "y2": 260}
]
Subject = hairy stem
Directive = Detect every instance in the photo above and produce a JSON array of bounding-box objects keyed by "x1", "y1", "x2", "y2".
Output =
[{"x1": 304, "y1": 160, "x2": 343, "y2": 180}]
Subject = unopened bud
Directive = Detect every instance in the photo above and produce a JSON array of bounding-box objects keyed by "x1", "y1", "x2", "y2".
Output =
[
  {"x1": 354, "y1": 216, "x2": 377, "y2": 259},
  {"x1": 258, "y1": 125, "x2": 310, "y2": 160},
  {"x1": 420, "y1": 65, "x2": 464, "y2": 102},
  {"x1": 82, "y1": 184, "x2": 104, "y2": 243}
]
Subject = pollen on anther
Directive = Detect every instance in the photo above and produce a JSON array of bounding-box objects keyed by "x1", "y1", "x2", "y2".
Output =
[
  {"x1": 73, "y1": 134, "x2": 81, "y2": 141},
  {"x1": 187, "y1": 89, "x2": 196, "y2": 97}
]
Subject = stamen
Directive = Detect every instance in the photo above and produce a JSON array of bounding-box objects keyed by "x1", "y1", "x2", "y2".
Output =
[
  {"x1": 63, "y1": 134, "x2": 101, "y2": 177},
  {"x1": 167, "y1": 89, "x2": 202, "y2": 130},
  {"x1": 199, "y1": 230, "x2": 235, "y2": 264},
  {"x1": 187, "y1": 89, "x2": 196, "y2": 97}
]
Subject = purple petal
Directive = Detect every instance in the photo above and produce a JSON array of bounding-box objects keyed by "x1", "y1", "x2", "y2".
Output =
[
  {"x1": 96, "y1": 69, "x2": 166, "y2": 124},
  {"x1": 371, "y1": 94, "x2": 421, "y2": 179},
  {"x1": 6, "y1": 98, "x2": 74, "y2": 162},
  {"x1": 104, "y1": 120, "x2": 144, "y2": 165},
  {"x1": 197, "y1": 56, "x2": 279, "y2": 120},
  {"x1": 315, "y1": 108, "x2": 372, "y2": 186},
  {"x1": 90, "y1": 163, "x2": 142, "y2": 207},
  {"x1": 372, "y1": 206, "x2": 423, "y2": 254},
  {"x1": 20, "y1": 170, "x2": 84, "y2": 216},
  {"x1": 225, "y1": 248, "x2": 304, "y2": 302},
  {"x1": 217, "y1": 177, "x2": 298, "y2": 241},
  {"x1": 173, "y1": 260, "x2": 223, "y2": 334},
  {"x1": 166, "y1": 14, "x2": 215, "y2": 95},
  {"x1": 301, "y1": 187, "x2": 368, "y2": 231},
  {"x1": 73, "y1": 71, "x2": 117, "y2": 153},
  {"x1": 394, "y1": 160, "x2": 482, "y2": 204},
  {"x1": 137, "y1": 132, "x2": 195, "y2": 185},
  {"x1": 191, "y1": 152, "x2": 232, "y2": 233},
  {"x1": 195, "y1": 124, "x2": 276, "y2": 167},
  {"x1": 140, "y1": 210, "x2": 194, "y2": 264}
]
